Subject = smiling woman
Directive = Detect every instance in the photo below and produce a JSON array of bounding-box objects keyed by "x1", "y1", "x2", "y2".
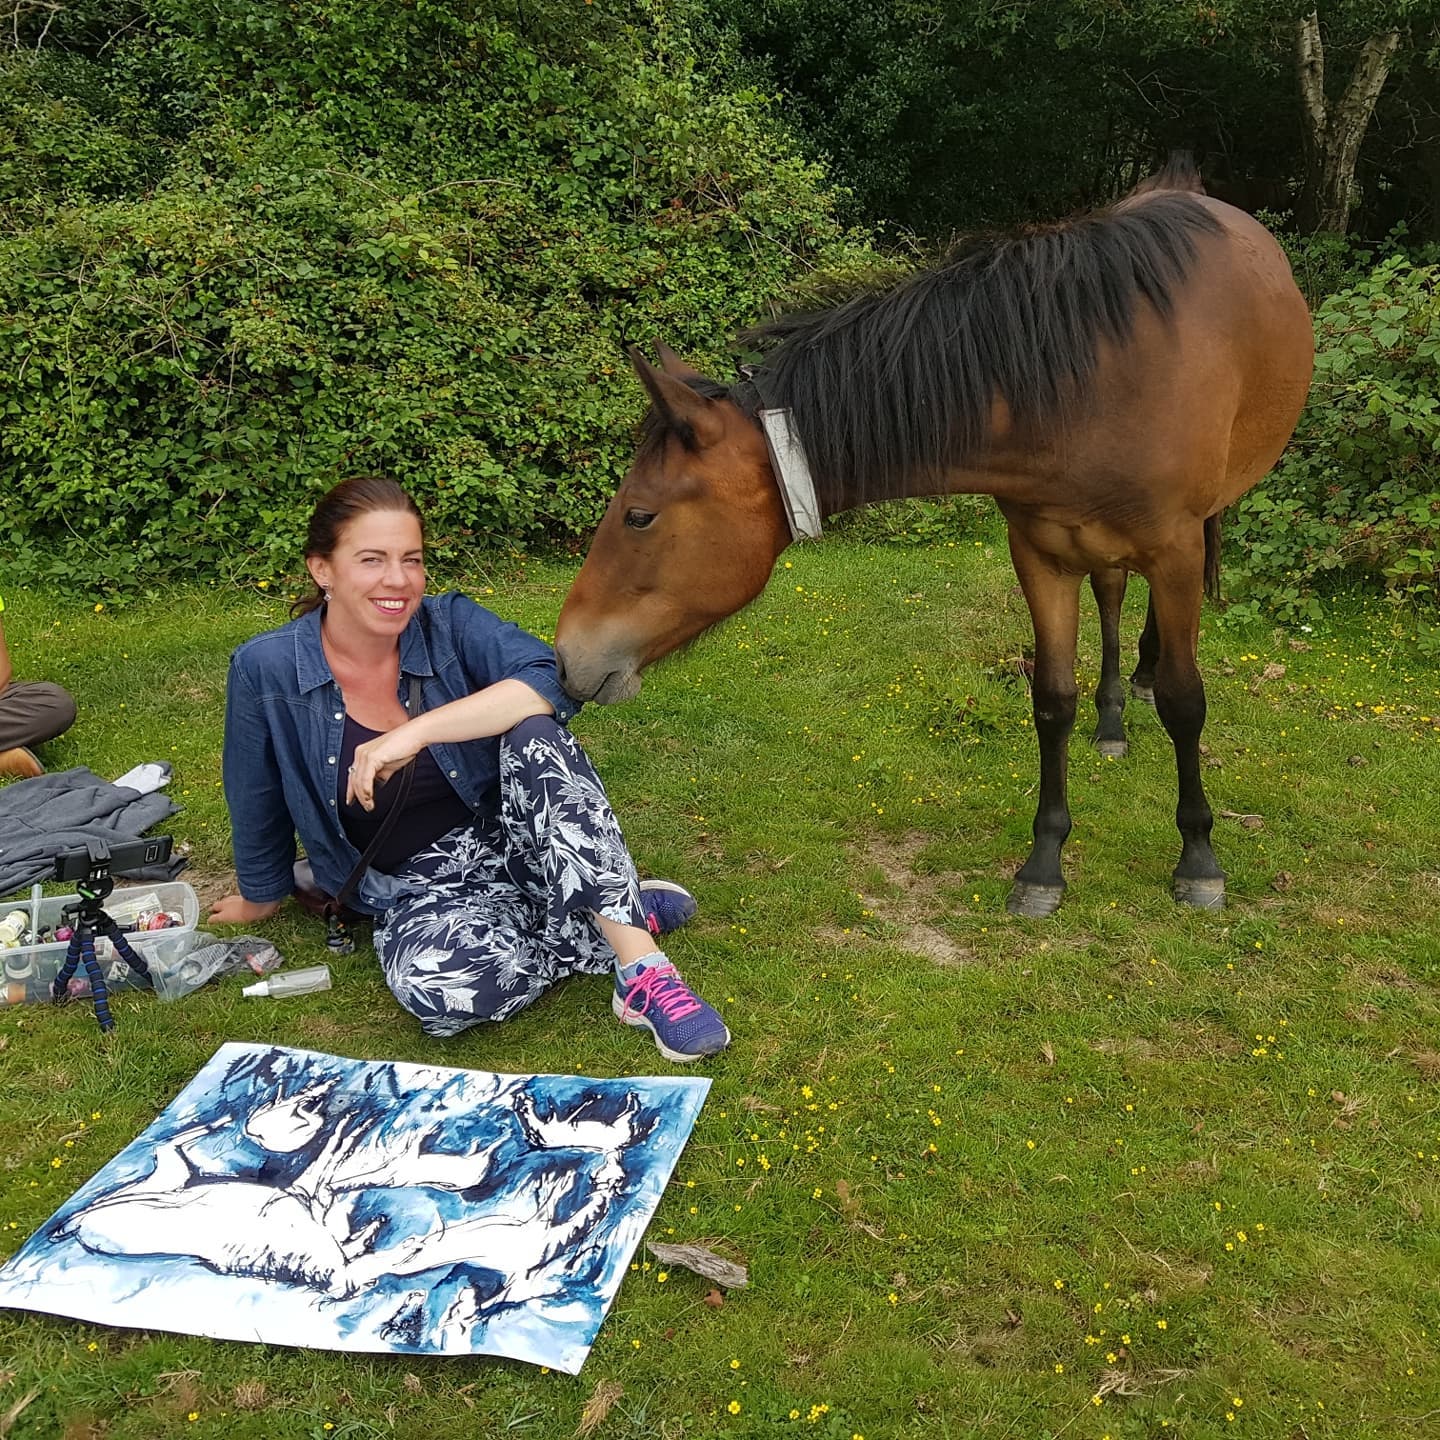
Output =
[{"x1": 208, "y1": 477, "x2": 730, "y2": 1062}]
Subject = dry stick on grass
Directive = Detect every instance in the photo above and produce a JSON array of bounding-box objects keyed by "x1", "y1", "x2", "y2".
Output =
[
  {"x1": 646, "y1": 1241, "x2": 749, "y2": 1289},
  {"x1": 0, "y1": 1387, "x2": 40, "y2": 1440}
]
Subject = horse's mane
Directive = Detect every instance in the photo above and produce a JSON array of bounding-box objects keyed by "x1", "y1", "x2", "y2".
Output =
[{"x1": 735, "y1": 187, "x2": 1222, "y2": 506}]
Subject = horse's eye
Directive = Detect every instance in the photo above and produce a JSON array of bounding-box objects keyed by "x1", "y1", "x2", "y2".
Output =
[{"x1": 624, "y1": 509, "x2": 656, "y2": 530}]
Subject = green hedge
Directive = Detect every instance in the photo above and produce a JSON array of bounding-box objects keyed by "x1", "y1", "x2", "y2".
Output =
[
  {"x1": 5, "y1": 5, "x2": 1438, "y2": 620},
  {"x1": 0, "y1": 2, "x2": 863, "y2": 597},
  {"x1": 1226, "y1": 255, "x2": 1440, "y2": 623}
]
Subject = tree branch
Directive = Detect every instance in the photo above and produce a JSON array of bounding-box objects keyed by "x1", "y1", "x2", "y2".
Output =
[
  {"x1": 1296, "y1": 10, "x2": 1327, "y2": 147},
  {"x1": 1331, "y1": 28, "x2": 1400, "y2": 145}
]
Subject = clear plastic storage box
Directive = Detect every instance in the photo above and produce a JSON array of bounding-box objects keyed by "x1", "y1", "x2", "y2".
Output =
[{"x1": 0, "y1": 881, "x2": 199, "y2": 1007}]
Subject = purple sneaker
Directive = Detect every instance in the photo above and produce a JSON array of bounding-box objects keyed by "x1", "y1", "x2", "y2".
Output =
[
  {"x1": 639, "y1": 879, "x2": 698, "y2": 938},
  {"x1": 613, "y1": 953, "x2": 730, "y2": 1063}
]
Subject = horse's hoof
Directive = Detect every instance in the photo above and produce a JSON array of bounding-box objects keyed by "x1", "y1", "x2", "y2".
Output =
[
  {"x1": 1131, "y1": 682, "x2": 1156, "y2": 706},
  {"x1": 1095, "y1": 738, "x2": 1128, "y2": 759},
  {"x1": 1173, "y1": 876, "x2": 1225, "y2": 909},
  {"x1": 1006, "y1": 882, "x2": 1065, "y2": 918}
]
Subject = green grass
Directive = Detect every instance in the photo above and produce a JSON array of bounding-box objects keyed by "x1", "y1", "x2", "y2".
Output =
[{"x1": 3, "y1": 534, "x2": 1440, "y2": 1440}]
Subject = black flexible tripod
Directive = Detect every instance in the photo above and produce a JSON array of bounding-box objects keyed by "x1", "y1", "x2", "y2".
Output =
[{"x1": 50, "y1": 839, "x2": 171, "y2": 1033}]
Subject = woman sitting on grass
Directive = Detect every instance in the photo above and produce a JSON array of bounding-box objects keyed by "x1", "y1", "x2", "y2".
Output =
[{"x1": 210, "y1": 477, "x2": 729, "y2": 1062}]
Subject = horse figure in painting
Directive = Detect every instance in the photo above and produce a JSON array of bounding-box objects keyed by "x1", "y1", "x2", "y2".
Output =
[{"x1": 554, "y1": 159, "x2": 1314, "y2": 915}]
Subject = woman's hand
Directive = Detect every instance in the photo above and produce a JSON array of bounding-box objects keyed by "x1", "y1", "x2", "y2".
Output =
[
  {"x1": 209, "y1": 894, "x2": 284, "y2": 926},
  {"x1": 346, "y1": 727, "x2": 421, "y2": 811}
]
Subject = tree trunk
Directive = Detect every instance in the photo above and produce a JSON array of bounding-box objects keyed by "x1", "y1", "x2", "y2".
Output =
[{"x1": 1295, "y1": 11, "x2": 1401, "y2": 234}]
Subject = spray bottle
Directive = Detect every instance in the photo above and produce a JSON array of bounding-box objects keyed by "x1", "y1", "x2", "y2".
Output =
[{"x1": 242, "y1": 964, "x2": 332, "y2": 999}]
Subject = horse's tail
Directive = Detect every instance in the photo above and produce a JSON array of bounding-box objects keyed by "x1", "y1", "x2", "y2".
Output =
[
  {"x1": 1131, "y1": 150, "x2": 1207, "y2": 198},
  {"x1": 1204, "y1": 511, "x2": 1223, "y2": 602}
]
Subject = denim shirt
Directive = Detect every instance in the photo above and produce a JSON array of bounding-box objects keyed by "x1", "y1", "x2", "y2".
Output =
[{"x1": 223, "y1": 591, "x2": 579, "y2": 916}]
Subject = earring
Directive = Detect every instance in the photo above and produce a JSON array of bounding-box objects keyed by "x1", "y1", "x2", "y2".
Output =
[{"x1": 322, "y1": 586, "x2": 332, "y2": 604}]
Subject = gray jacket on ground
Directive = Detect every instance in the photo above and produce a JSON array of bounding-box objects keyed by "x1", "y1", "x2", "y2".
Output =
[{"x1": 0, "y1": 767, "x2": 180, "y2": 898}]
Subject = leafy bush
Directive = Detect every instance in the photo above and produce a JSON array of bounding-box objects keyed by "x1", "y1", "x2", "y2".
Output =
[
  {"x1": 1266, "y1": 217, "x2": 1376, "y2": 308},
  {"x1": 0, "y1": 1, "x2": 865, "y2": 598},
  {"x1": 1266, "y1": 214, "x2": 1440, "y2": 308},
  {"x1": 0, "y1": 4, "x2": 203, "y2": 207},
  {"x1": 1226, "y1": 256, "x2": 1440, "y2": 623},
  {"x1": 831, "y1": 495, "x2": 996, "y2": 548}
]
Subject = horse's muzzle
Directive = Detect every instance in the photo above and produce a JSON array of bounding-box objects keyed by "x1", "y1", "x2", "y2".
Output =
[{"x1": 554, "y1": 643, "x2": 642, "y2": 705}]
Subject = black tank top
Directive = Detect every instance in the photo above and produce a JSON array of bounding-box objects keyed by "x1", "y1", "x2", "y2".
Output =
[{"x1": 338, "y1": 715, "x2": 476, "y2": 873}]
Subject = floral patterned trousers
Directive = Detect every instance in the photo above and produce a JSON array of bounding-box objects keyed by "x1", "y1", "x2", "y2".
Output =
[{"x1": 374, "y1": 715, "x2": 648, "y2": 1037}]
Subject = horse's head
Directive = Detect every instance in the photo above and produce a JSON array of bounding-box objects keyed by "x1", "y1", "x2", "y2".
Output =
[{"x1": 555, "y1": 344, "x2": 790, "y2": 703}]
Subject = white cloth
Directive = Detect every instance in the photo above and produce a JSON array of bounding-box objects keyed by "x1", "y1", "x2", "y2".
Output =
[{"x1": 112, "y1": 762, "x2": 172, "y2": 796}]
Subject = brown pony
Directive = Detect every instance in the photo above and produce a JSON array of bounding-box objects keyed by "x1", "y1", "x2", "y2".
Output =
[{"x1": 555, "y1": 161, "x2": 1314, "y2": 915}]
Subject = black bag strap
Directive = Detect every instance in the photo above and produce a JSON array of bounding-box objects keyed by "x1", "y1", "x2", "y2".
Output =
[{"x1": 330, "y1": 674, "x2": 423, "y2": 914}]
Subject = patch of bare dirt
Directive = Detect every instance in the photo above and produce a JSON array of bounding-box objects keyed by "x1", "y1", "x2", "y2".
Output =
[
  {"x1": 1366, "y1": 965, "x2": 1421, "y2": 991},
  {"x1": 183, "y1": 868, "x2": 236, "y2": 913},
  {"x1": 891, "y1": 924, "x2": 974, "y2": 967},
  {"x1": 1154, "y1": 1025, "x2": 1250, "y2": 1060},
  {"x1": 1177, "y1": 1158, "x2": 1221, "y2": 1183},
  {"x1": 824, "y1": 834, "x2": 974, "y2": 967},
  {"x1": 960, "y1": 1323, "x2": 1026, "y2": 1366},
  {"x1": 862, "y1": 832, "x2": 942, "y2": 892},
  {"x1": 1094, "y1": 1025, "x2": 1247, "y2": 1062}
]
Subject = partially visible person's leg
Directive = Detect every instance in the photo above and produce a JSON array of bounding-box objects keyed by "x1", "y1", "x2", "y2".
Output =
[
  {"x1": 0, "y1": 681, "x2": 77, "y2": 749},
  {"x1": 499, "y1": 714, "x2": 729, "y2": 1060},
  {"x1": 375, "y1": 819, "x2": 585, "y2": 1038},
  {"x1": 499, "y1": 714, "x2": 649, "y2": 938},
  {"x1": 0, "y1": 681, "x2": 77, "y2": 776},
  {"x1": 376, "y1": 717, "x2": 729, "y2": 1054}
]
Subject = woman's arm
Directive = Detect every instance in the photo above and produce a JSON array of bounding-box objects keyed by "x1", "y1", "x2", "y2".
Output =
[
  {"x1": 346, "y1": 677, "x2": 552, "y2": 812},
  {"x1": 209, "y1": 654, "x2": 297, "y2": 925}
]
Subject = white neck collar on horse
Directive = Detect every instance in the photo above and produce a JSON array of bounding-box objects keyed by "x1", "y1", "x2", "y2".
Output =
[{"x1": 759, "y1": 408, "x2": 824, "y2": 541}]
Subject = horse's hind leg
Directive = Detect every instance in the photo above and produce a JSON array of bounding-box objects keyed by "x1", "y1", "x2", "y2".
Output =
[
  {"x1": 1131, "y1": 597, "x2": 1158, "y2": 705},
  {"x1": 1147, "y1": 547, "x2": 1224, "y2": 909},
  {"x1": 1005, "y1": 529, "x2": 1081, "y2": 918},
  {"x1": 1090, "y1": 567, "x2": 1129, "y2": 757}
]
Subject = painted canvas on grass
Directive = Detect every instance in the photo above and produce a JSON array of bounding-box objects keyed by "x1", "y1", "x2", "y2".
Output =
[{"x1": 0, "y1": 1043, "x2": 708, "y2": 1372}]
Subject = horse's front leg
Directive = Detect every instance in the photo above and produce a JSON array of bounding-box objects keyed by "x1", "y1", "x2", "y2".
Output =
[
  {"x1": 1147, "y1": 551, "x2": 1224, "y2": 908},
  {"x1": 1090, "y1": 567, "x2": 1129, "y2": 757},
  {"x1": 1005, "y1": 532, "x2": 1082, "y2": 918}
]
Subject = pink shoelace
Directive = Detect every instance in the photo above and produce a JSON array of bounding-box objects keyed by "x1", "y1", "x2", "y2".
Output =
[{"x1": 621, "y1": 962, "x2": 701, "y2": 1022}]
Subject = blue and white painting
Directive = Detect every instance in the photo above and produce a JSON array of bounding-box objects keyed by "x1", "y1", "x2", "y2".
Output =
[{"x1": 0, "y1": 1043, "x2": 709, "y2": 1372}]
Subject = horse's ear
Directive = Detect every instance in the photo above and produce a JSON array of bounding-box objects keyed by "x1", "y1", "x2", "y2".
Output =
[
  {"x1": 654, "y1": 339, "x2": 705, "y2": 382},
  {"x1": 627, "y1": 345, "x2": 720, "y2": 447}
]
